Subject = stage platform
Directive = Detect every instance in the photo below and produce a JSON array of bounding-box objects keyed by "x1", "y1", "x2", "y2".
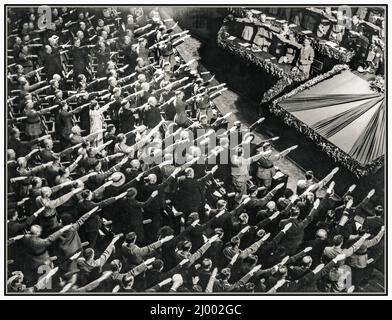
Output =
[{"x1": 271, "y1": 67, "x2": 385, "y2": 177}]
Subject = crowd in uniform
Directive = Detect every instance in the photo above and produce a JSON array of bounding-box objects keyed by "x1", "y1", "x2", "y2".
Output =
[{"x1": 6, "y1": 6, "x2": 385, "y2": 293}]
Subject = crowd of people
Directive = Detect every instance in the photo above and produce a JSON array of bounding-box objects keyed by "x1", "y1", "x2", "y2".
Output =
[
  {"x1": 6, "y1": 6, "x2": 385, "y2": 294},
  {"x1": 229, "y1": 7, "x2": 385, "y2": 77}
]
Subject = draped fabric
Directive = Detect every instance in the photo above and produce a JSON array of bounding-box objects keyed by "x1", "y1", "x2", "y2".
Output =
[
  {"x1": 349, "y1": 99, "x2": 386, "y2": 165},
  {"x1": 312, "y1": 95, "x2": 383, "y2": 138},
  {"x1": 280, "y1": 93, "x2": 380, "y2": 113},
  {"x1": 278, "y1": 70, "x2": 385, "y2": 166}
]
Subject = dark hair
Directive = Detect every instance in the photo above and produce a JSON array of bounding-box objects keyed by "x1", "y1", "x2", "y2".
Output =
[
  {"x1": 30, "y1": 177, "x2": 40, "y2": 187},
  {"x1": 8, "y1": 209, "x2": 18, "y2": 220},
  {"x1": 275, "y1": 246, "x2": 286, "y2": 258},
  {"x1": 358, "y1": 226, "x2": 368, "y2": 236},
  {"x1": 230, "y1": 236, "x2": 240, "y2": 246},
  {"x1": 305, "y1": 171, "x2": 314, "y2": 180},
  {"x1": 283, "y1": 188, "x2": 294, "y2": 199},
  {"x1": 158, "y1": 226, "x2": 174, "y2": 238},
  {"x1": 290, "y1": 206, "x2": 300, "y2": 217},
  {"x1": 122, "y1": 275, "x2": 134, "y2": 287},
  {"x1": 61, "y1": 213, "x2": 73, "y2": 225},
  {"x1": 58, "y1": 167, "x2": 67, "y2": 176},
  {"x1": 333, "y1": 235, "x2": 344, "y2": 246},
  {"x1": 220, "y1": 268, "x2": 231, "y2": 280},
  {"x1": 81, "y1": 189, "x2": 91, "y2": 199},
  {"x1": 117, "y1": 134, "x2": 126, "y2": 143},
  {"x1": 181, "y1": 241, "x2": 192, "y2": 251},
  {"x1": 278, "y1": 265, "x2": 288, "y2": 275},
  {"x1": 83, "y1": 248, "x2": 94, "y2": 260},
  {"x1": 152, "y1": 259, "x2": 164, "y2": 270},
  {"x1": 244, "y1": 255, "x2": 257, "y2": 265}
]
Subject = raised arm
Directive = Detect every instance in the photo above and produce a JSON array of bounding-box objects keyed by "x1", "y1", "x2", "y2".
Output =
[
  {"x1": 94, "y1": 234, "x2": 123, "y2": 268},
  {"x1": 205, "y1": 268, "x2": 218, "y2": 293},
  {"x1": 50, "y1": 180, "x2": 75, "y2": 194},
  {"x1": 342, "y1": 234, "x2": 369, "y2": 258},
  {"x1": 239, "y1": 237, "x2": 265, "y2": 260},
  {"x1": 73, "y1": 207, "x2": 100, "y2": 231},
  {"x1": 67, "y1": 155, "x2": 83, "y2": 173},
  {"x1": 123, "y1": 236, "x2": 170, "y2": 259},
  {"x1": 300, "y1": 199, "x2": 320, "y2": 229},
  {"x1": 286, "y1": 247, "x2": 312, "y2": 266},
  {"x1": 364, "y1": 227, "x2": 385, "y2": 249},
  {"x1": 253, "y1": 183, "x2": 285, "y2": 208},
  {"x1": 188, "y1": 235, "x2": 219, "y2": 265},
  {"x1": 40, "y1": 187, "x2": 83, "y2": 209}
]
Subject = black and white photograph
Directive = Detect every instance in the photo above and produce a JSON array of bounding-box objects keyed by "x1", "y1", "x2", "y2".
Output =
[{"x1": 3, "y1": 1, "x2": 387, "y2": 298}]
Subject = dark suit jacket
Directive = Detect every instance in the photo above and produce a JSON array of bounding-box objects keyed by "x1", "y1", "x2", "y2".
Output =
[{"x1": 278, "y1": 207, "x2": 318, "y2": 254}]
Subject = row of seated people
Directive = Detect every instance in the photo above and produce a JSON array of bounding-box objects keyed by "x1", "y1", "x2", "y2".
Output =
[
  {"x1": 6, "y1": 6, "x2": 385, "y2": 293},
  {"x1": 225, "y1": 7, "x2": 384, "y2": 76}
]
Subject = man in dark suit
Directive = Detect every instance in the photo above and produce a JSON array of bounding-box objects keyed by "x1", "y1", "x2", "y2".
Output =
[
  {"x1": 278, "y1": 198, "x2": 320, "y2": 255},
  {"x1": 306, "y1": 228, "x2": 329, "y2": 267},
  {"x1": 364, "y1": 205, "x2": 384, "y2": 234},
  {"x1": 77, "y1": 189, "x2": 121, "y2": 248}
]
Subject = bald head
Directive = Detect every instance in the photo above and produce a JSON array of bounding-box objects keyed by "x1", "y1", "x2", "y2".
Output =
[
  {"x1": 147, "y1": 96, "x2": 157, "y2": 106},
  {"x1": 316, "y1": 229, "x2": 327, "y2": 240},
  {"x1": 41, "y1": 186, "x2": 52, "y2": 198},
  {"x1": 302, "y1": 256, "x2": 312, "y2": 266},
  {"x1": 43, "y1": 139, "x2": 53, "y2": 150},
  {"x1": 266, "y1": 201, "x2": 276, "y2": 211},
  {"x1": 17, "y1": 157, "x2": 27, "y2": 168},
  {"x1": 30, "y1": 225, "x2": 42, "y2": 236}
]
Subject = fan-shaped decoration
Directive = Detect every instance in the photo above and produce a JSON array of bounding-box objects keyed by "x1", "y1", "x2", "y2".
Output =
[{"x1": 271, "y1": 69, "x2": 385, "y2": 176}]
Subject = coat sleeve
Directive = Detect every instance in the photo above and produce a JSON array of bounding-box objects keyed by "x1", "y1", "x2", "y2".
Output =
[
  {"x1": 45, "y1": 228, "x2": 67, "y2": 244},
  {"x1": 9, "y1": 215, "x2": 37, "y2": 235},
  {"x1": 239, "y1": 239, "x2": 264, "y2": 259},
  {"x1": 97, "y1": 197, "x2": 117, "y2": 209},
  {"x1": 254, "y1": 267, "x2": 276, "y2": 280},
  {"x1": 128, "y1": 263, "x2": 148, "y2": 277},
  {"x1": 160, "y1": 264, "x2": 182, "y2": 280},
  {"x1": 197, "y1": 172, "x2": 213, "y2": 184},
  {"x1": 262, "y1": 231, "x2": 285, "y2": 253},
  {"x1": 255, "y1": 216, "x2": 272, "y2": 229},
  {"x1": 132, "y1": 196, "x2": 153, "y2": 208},
  {"x1": 133, "y1": 240, "x2": 163, "y2": 258},
  {"x1": 73, "y1": 210, "x2": 95, "y2": 231},
  {"x1": 301, "y1": 206, "x2": 319, "y2": 229},
  {"x1": 95, "y1": 244, "x2": 115, "y2": 268},
  {"x1": 189, "y1": 242, "x2": 212, "y2": 265},
  {"x1": 286, "y1": 250, "x2": 308, "y2": 266},
  {"x1": 364, "y1": 229, "x2": 385, "y2": 248},
  {"x1": 158, "y1": 175, "x2": 175, "y2": 190},
  {"x1": 43, "y1": 190, "x2": 76, "y2": 209},
  {"x1": 342, "y1": 237, "x2": 366, "y2": 257},
  {"x1": 253, "y1": 190, "x2": 277, "y2": 208}
]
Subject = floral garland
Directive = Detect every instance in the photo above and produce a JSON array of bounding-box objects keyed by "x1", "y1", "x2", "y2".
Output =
[
  {"x1": 230, "y1": 9, "x2": 356, "y2": 63},
  {"x1": 218, "y1": 25, "x2": 305, "y2": 103},
  {"x1": 312, "y1": 40, "x2": 355, "y2": 64},
  {"x1": 369, "y1": 75, "x2": 385, "y2": 93},
  {"x1": 217, "y1": 26, "x2": 304, "y2": 81},
  {"x1": 260, "y1": 77, "x2": 294, "y2": 104},
  {"x1": 269, "y1": 64, "x2": 383, "y2": 177},
  {"x1": 270, "y1": 64, "x2": 349, "y2": 112}
]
